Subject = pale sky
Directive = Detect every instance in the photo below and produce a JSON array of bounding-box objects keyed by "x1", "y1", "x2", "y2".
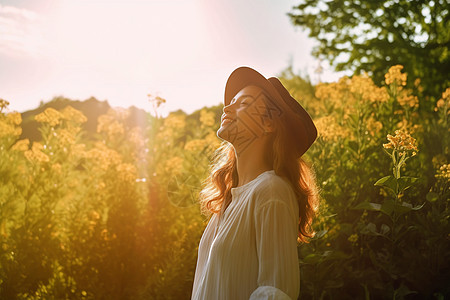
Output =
[{"x1": 0, "y1": 0, "x2": 347, "y2": 115}]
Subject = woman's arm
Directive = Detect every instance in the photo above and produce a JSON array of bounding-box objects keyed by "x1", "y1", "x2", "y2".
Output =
[{"x1": 250, "y1": 199, "x2": 300, "y2": 300}]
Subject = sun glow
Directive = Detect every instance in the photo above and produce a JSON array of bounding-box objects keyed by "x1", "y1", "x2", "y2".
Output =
[{"x1": 1, "y1": 0, "x2": 343, "y2": 115}]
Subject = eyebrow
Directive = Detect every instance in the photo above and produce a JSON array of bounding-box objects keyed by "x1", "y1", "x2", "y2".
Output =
[{"x1": 232, "y1": 94, "x2": 254, "y2": 103}]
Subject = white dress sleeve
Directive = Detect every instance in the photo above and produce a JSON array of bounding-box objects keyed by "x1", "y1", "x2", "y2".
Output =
[
  {"x1": 250, "y1": 198, "x2": 300, "y2": 300},
  {"x1": 249, "y1": 285, "x2": 292, "y2": 300}
]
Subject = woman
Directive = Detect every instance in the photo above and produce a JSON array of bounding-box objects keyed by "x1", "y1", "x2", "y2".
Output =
[{"x1": 191, "y1": 67, "x2": 319, "y2": 300}]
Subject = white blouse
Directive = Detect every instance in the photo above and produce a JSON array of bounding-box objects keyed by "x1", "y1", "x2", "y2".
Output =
[{"x1": 192, "y1": 170, "x2": 300, "y2": 300}]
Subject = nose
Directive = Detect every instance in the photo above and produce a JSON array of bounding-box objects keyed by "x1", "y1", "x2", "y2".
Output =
[
  {"x1": 223, "y1": 104, "x2": 230, "y2": 114},
  {"x1": 223, "y1": 101, "x2": 234, "y2": 113}
]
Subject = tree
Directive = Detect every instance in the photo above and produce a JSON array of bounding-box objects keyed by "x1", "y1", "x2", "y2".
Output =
[{"x1": 289, "y1": 0, "x2": 450, "y2": 100}]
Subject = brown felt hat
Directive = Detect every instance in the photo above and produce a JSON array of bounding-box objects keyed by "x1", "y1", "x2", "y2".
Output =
[{"x1": 224, "y1": 66, "x2": 317, "y2": 157}]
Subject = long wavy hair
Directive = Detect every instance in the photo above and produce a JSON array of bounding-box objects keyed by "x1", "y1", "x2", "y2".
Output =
[{"x1": 199, "y1": 94, "x2": 319, "y2": 242}]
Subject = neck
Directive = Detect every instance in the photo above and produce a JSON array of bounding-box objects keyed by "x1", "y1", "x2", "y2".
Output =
[{"x1": 233, "y1": 137, "x2": 273, "y2": 187}]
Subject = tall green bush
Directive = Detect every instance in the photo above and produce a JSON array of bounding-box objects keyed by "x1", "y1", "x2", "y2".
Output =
[{"x1": 280, "y1": 66, "x2": 449, "y2": 299}]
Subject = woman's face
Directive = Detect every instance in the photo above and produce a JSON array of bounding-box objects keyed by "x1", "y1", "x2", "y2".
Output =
[{"x1": 217, "y1": 85, "x2": 278, "y2": 151}]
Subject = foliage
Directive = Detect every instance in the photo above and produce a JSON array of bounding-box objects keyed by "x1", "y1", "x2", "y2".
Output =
[
  {"x1": 20, "y1": 96, "x2": 147, "y2": 143},
  {"x1": 0, "y1": 100, "x2": 219, "y2": 299},
  {"x1": 1, "y1": 65, "x2": 449, "y2": 299},
  {"x1": 288, "y1": 0, "x2": 450, "y2": 99},
  {"x1": 279, "y1": 66, "x2": 449, "y2": 299}
]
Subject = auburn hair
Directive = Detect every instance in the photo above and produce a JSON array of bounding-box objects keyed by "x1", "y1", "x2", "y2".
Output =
[{"x1": 199, "y1": 93, "x2": 319, "y2": 242}]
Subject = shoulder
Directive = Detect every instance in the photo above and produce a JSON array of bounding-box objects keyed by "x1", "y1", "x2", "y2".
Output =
[
  {"x1": 251, "y1": 171, "x2": 300, "y2": 224},
  {"x1": 252, "y1": 171, "x2": 297, "y2": 208}
]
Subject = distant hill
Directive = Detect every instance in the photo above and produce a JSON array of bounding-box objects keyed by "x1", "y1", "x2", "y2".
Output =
[{"x1": 20, "y1": 96, "x2": 149, "y2": 142}]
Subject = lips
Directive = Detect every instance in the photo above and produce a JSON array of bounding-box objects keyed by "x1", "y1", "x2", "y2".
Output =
[{"x1": 221, "y1": 114, "x2": 234, "y2": 124}]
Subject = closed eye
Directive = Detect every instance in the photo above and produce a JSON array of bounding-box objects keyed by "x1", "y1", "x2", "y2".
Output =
[{"x1": 240, "y1": 97, "x2": 252, "y2": 106}]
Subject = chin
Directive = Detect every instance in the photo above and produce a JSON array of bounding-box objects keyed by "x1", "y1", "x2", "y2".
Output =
[
  {"x1": 216, "y1": 127, "x2": 227, "y2": 141},
  {"x1": 218, "y1": 125, "x2": 236, "y2": 144}
]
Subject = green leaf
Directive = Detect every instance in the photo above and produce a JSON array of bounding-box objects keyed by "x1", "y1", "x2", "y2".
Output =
[
  {"x1": 303, "y1": 253, "x2": 322, "y2": 264},
  {"x1": 360, "y1": 223, "x2": 379, "y2": 236},
  {"x1": 348, "y1": 140, "x2": 359, "y2": 150},
  {"x1": 397, "y1": 176, "x2": 418, "y2": 192},
  {"x1": 347, "y1": 114, "x2": 359, "y2": 128},
  {"x1": 346, "y1": 140, "x2": 359, "y2": 158},
  {"x1": 302, "y1": 250, "x2": 350, "y2": 265},
  {"x1": 374, "y1": 175, "x2": 397, "y2": 194},
  {"x1": 289, "y1": 0, "x2": 449, "y2": 99},
  {"x1": 426, "y1": 191, "x2": 439, "y2": 202},
  {"x1": 396, "y1": 202, "x2": 413, "y2": 214},
  {"x1": 322, "y1": 250, "x2": 351, "y2": 261},
  {"x1": 346, "y1": 147, "x2": 358, "y2": 158},
  {"x1": 353, "y1": 202, "x2": 381, "y2": 211},
  {"x1": 410, "y1": 202, "x2": 425, "y2": 211},
  {"x1": 380, "y1": 224, "x2": 390, "y2": 235},
  {"x1": 339, "y1": 223, "x2": 353, "y2": 236},
  {"x1": 398, "y1": 152, "x2": 407, "y2": 167},
  {"x1": 393, "y1": 283, "x2": 418, "y2": 298},
  {"x1": 393, "y1": 202, "x2": 424, "y2": 215},
  {"x1": 380, "y1": 198, "x2": 395, "y2": 217}
]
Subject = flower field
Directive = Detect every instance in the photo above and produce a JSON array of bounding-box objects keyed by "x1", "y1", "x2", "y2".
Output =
[{"x1": 1, "y1": 66, "x2": 449, "y2": 299}]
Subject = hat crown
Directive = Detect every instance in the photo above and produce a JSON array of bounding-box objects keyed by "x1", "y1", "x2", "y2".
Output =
[{"x1": 224, "y1": 66, "x2": 317, "y2": 156}]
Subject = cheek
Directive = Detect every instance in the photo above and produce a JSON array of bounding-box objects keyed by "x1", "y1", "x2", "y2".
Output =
[
  {"x1": 217, "y1": 119, "x2": 260, "y2": 150},
  {"x1": 237, "y1": 102, "x2": 268, "y2": 137}
]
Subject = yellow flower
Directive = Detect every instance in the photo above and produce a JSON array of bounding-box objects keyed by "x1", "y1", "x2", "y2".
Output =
[
  {"x1": 96, "y1": 108, "x2": 134, "y2": 141},
  {"x1": 435, "y1": 164, "x2": 450, "y2": 182},
  {"x1": 24, "y1": 142, "x2": 50, "y2": 163},
  {"x1": 97, "y1": 114, "x2": 124, "y2": 140},
  {"x1": 148, "y1": 94, "x2": 166, "y2": 108},
  {"x1": 116, "y1": 163, "x2": 137, "y2": 182},
  {"x1": 70, "y1": 143, "x2": 86, "y2": 159},
  {"x1": 315, "y1": 74, "x2": 389, "y2": 136},
  {"x1": 397, "y1": 92, "x2": 419, "y2": 108},
  {"x1": 35, "y1": 108, "x2": 62, "y2": 127},
  {"x1": 61, "y1": 106, "x2": 87, "y2": 124},
  {"x1": 385, "y1": 65, "x2": 407, "y2": 86},
  {"x1": 101, "y1": 229, "x2": 109, "y2": 240},
  {"x1": 366, "y1": 117, "x2": 383, "y2": 136},
  {"x1": 349, "y1": 74, "x2": 389, "y2": 103},
  {"x1": 0, "y1": 111, "x2": 22, "y2": 138},
  {"x1": 0, "y1": 98, "x2": 10, "y2": 112},
  {"x1": 96, "y1": 181, "x2": 106, "y2": 190},
  {"x1": 6, "y1": 112, "x2": 22, "y2": 126},
  {"x1": 200, "y1": 109, "x2": 215, "y2": 127},
  {"x1": 128, "y1": 127, "x2": 145, "y2": 149},
  {"x1": 164, "y1": 113, "x2": 186, "y2": 130},
  {"x1": 315, "y1": 79, "x2": 351, "y2": 108},
  {"x1": 205, "y1": 131, "x2": 221, "y2": 152},
  {"x1": 12, "y1": 139, "x2": 30, "y2": 151},
  {"x1": 441, "y1": 87, "x2": 450, "y2": 101},
  {"x1": 0, "y1": 123, "x2": 16, "y2": 137},
  {"x1": 185, "y1": 139, "x2": 207, "y2": 152},
  {"x1": 315, "y1": 116, "x2": 350, "y2": 142},
  {"x1": 348, "y1": 234, "x2": 358, "y2": 244},
  {"x1": 57, "y1": 129, "x2": 76, "y2": 145},
  {"x1": 51, "y1": 163, "x2": 62, "y2": 174},
  {"x1": 414, "y1": 78, "x2": 421, "y2": 87},
  {"x1": 435, "y1": 87, "x2": 450, "y2": 113},
  {"x1": 86, "y1": 142, "x2": 122, "y2": 170},
  {"x1": 97, "y1": 114, "x2": 112, "y2": 132},
  {"x1": 383, "y1": 129, "x2": 418, "y2": 152},
  {"x1": 164, "y1": 156, "x2": 183, "y2": 175}
]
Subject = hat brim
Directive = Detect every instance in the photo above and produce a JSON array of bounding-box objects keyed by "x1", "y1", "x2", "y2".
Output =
[{"x1": 224, "y1": 66, "x2": 317, "y2": 156}]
